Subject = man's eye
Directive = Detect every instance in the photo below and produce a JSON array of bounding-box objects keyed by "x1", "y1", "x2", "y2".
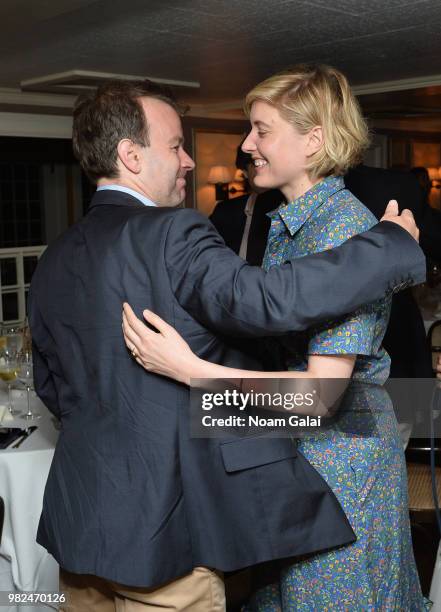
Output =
[{"x1": 257, "y1": 131, "x2": 267, "y2": 137}]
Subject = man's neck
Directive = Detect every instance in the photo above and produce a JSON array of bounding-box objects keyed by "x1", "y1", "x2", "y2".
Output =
[
  {"x1": 96, "y1": 180, "x2": 158, "y2": 207},
  {"x1": 98, "y1": 178, "x2": 138, "y2": 191},
  {"x1": 98, "y1": 178, "x2": 157, "y2": 200}
]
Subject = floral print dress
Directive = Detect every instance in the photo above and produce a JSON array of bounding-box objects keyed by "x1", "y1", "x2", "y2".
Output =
[{"x1": 243, "y1": 176, "x2": 428, "y2": 611}]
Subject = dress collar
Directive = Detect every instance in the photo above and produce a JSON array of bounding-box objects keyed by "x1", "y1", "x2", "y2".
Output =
[{"x1": 269, "y1": 175, "x2": 345, "y2": 236}]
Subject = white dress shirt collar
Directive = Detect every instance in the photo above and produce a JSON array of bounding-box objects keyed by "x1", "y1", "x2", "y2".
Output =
[{"x1": 97, "y1": 184, "x2": 157, "y2": 207}]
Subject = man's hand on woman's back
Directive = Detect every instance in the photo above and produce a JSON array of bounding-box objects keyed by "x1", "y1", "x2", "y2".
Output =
[{"x1": 381, "y1": 200, "x2": 420, "y2": 242}]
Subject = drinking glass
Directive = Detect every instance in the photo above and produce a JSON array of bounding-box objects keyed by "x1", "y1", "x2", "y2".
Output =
[
  {"x1": 0, "y1": 323, "x2": 24, "y2": 354},
  {"x1": 16, "y1": 351, "x2": 40, "y2": 420},
  {"x1": 0, "y1": 349, "x2": 19, "y2": 416}
]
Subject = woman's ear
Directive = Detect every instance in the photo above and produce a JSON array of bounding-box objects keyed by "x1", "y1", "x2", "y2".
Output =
[
  {"x1": 306, "y1": 126, "x2": 323, "y2": 156},
  {"x1": 117, "y1": 139, "x2": 141, "y2": 174}
]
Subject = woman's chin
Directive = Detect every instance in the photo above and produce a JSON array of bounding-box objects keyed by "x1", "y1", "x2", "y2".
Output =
[{"x1": 253, "y1": 176, "x2": 274, "y2": 190}]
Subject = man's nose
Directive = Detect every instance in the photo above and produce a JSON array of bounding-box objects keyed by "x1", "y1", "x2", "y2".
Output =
[{"x1": 181, "y1": 150, "x2": 195, "y2": 171}]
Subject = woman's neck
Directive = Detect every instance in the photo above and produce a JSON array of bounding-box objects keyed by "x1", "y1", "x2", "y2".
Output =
[{"x1": 282, "y1": 175, "x2": 323, "y2": 203}]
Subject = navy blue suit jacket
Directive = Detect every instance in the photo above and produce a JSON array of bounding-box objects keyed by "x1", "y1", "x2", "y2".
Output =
[{"x1": 29, "y1": 190, "x2": 425, "y2": 587}]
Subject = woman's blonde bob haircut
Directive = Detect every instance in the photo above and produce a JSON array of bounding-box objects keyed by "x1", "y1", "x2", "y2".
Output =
[{"x1": 244, "y1": 64, "x2": 370, "y2": 180}]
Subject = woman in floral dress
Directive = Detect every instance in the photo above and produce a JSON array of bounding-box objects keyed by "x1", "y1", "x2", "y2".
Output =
[{"x1": 122, "y1": 64, "x2": 428, "y2": 610}]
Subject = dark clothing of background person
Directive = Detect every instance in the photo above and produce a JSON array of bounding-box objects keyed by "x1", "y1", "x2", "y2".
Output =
[
  {"x1": 345, "y1": 164, "x2": 424, "y2": 225},
  {"x1": 210, "y1": 190, "x2": 284, "y2": 368},
  {"x1": 420, "y1": 206, "x2": 441, "y2": 264},
  {"x1": 210, "y1": 190, "x2": 283, "y2": 266},
  {"x1": 29, "y1": 189, "x2": 425, "y2": 588},
  {"x1": 345, "y1": 164, "x2": 432, "y2": 378},
  {"x1": 410, "y1": 165, "x2": 441, "y2": 264}
]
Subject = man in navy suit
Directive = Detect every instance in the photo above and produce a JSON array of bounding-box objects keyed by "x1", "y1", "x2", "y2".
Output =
[{"x1": 29, "y1": 80, "x2": 424, "y2": 611}]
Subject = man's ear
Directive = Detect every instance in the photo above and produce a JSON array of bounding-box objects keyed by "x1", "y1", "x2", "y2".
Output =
[
  {"x1": 306, "y1": 126, "x2": 323, "y2": 157},
  {"x1": 117, "y1": 139, "x2": 141, "y2": 174}
]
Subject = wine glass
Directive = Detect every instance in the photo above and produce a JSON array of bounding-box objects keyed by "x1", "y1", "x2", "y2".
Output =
[
  {"x1": 0, "y1": 322, "x2": 24, "y2": 355},
  {"x1": 0, "y1": 349, "x2": 19, "y2": 416},
  {"x1": 16, "y1": 351, "x2": 40, "y2": 420}
]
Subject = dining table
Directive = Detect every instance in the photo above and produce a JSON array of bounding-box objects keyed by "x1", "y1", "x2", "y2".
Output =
[{"x1": 0, "y1": 388, "x2": 59, "y2": 611}]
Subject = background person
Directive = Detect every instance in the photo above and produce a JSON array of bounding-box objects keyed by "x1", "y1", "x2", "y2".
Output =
[
  {"x1": 346, "y1": 164, "x2": 433, "y2": 379},
  {"x1": 410, "y1": 166, "x2": 441, "y2": 265},
  {"x1": 210, "y1": 142, "x2": 283, "y2": 266}
]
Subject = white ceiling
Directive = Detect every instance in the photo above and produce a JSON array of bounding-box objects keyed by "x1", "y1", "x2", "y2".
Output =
[{"x1": 2, "y1": 0, "x2": 441, "y2": 119}]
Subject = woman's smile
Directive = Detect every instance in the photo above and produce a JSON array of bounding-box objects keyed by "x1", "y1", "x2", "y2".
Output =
[{"x1": 253, "y1": 158, "x2": 268, "y2": 170}]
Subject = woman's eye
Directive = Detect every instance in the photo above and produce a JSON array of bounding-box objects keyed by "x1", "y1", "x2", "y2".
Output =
[{"x1": 257, "y1": 131, "x2": 267, "y2": 138}]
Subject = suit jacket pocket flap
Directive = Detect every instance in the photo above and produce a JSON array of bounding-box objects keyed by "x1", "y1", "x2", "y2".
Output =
[{"x1": 220, "y1": 437, "x2": 297, "y2": 473}]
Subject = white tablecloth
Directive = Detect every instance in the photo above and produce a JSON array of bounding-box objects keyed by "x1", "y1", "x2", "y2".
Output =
[{"x1": 0, "y1": 390, "x2": 59, "y2": 611}]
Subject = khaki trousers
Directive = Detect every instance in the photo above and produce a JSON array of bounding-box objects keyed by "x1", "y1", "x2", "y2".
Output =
[{"x1": 59, "y1": 566, "x2": 225, "y2": 612}]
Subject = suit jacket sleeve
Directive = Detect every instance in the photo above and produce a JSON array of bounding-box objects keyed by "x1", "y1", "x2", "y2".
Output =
[
  {"x1": 29, "y1": 294, "x2": 60, "y2": 417},
  {"x1": 165, "y1": 209, "x2": 426, "y2": 337},
  {"x1": 32, "y1": 339, "x2": 60, "y2": 417}
]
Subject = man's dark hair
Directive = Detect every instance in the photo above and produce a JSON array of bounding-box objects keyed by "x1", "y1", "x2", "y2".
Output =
[
  {"x1": 72, "y1": 79, "x2": 179, "y2": 183},
  {"x1": 235, "y1": 139, "x2": 253, "y2": 172}
]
